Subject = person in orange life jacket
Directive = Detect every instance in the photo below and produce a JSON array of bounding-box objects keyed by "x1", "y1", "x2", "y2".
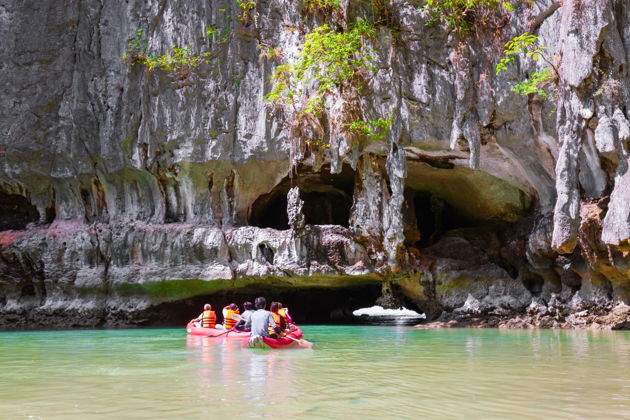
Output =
[
  {"x1": 222, "y1": 303, "x2": 240, "y2": 330},
  {"x1": 277, "y1": 302, "x2": 296, "y2": 333},
  {"x1": 235, "y1": 301, "x2": 254, "y2": 332},
  {"x1": 277, "y1": 302, "x2": 292, "y2": 324},
  {"x1": 192, "y1": 304, "x2": 217, "y2": 328},
  {"x1": 269, "y1": 301, "x2": 288, "y2": 336}
]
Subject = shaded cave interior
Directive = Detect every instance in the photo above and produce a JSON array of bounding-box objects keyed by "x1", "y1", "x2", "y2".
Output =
[
  {"x1": 0, "y1": 189, "x2": 39, "y2": 231},
  {"x1": 248, "y1": 164, "x2": 355, "y2": 229},
  {"x1": 403, "y1": 187, "x2": 479, "y2": 248},
  {"x1": 248, "y1": 164, "x2": 482, "y2": 248},
  {"x1": 140, "y1": 283, "x2": 383, "y2": 327}
]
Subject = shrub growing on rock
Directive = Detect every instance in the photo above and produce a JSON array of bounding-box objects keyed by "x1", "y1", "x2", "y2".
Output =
[
  {"x1": 266, "y1": 19, "x2": 385, "y2": 149},
  {"x1": 421, "y1": 0, "x2": 513, "y2": 31},
  {"x1": 266, "y1": 19, "x2": 377, "y2": 115},
  {"x1": 496, "y1": 32, "x2": 558, "y2": 99},
  {"x1": 122, "y1": 30, "x2": 211, "y2": 80}
]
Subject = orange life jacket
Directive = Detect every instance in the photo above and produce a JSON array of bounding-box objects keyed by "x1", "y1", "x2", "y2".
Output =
[
  {"x1": 202, "y1": 310, "x2": 216, "y2": 328},
  {"x1": 268, "y1": 312, "x2": 286, "y2": 336},
  {"x1": 224, "y1": 308, "x2": 240, "y2": 329},
  {"x1": 278, "y1": 308, "x2": 290, "y2": 322}
]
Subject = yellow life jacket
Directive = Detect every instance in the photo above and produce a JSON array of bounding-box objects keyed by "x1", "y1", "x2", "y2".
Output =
[
  {"x1": 202, "y1": 310, "x2": 216, "y2": 328},
  {"x1": 224, "y1": 308, "x2": 240, "y2": 329}
]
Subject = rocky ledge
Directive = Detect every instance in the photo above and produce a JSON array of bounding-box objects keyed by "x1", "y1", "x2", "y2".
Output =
[{"x1": 416, "y1": 294, "x2": 630, "y2": 330}]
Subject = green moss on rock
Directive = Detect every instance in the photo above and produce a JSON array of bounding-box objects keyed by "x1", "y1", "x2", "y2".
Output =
[{"x1": 116, "y1": 273, "x2": 383, "y2": 302}]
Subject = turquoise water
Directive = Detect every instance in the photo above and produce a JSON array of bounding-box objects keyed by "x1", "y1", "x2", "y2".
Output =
[{"x1": 0, "y1": 326, "x2": 629, "y2": 419}]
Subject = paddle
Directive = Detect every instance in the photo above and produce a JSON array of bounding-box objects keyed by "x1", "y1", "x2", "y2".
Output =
[
  {"x1": 284, "y1": 335, "x2": 313, "y2": 349},
  {"x1": 206, "y1": 312, "x2": 245, "y2": 337},
  {"x1": 207, "y1": 328, "x2": 235, "y2": 338}
]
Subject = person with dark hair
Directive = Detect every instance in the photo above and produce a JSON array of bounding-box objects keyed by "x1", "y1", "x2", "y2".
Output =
[
  {"x1": 248, "y1": 296, "x2": 279, "y2": 338},
  {"x1": 222, "y1": 303, "x2": 240, "y2": 330},
  {"x1": 192, "y1": 304, "x2": 216, "y2": 328},
  {"x1": 235, "y1": 301, "x2": 254, "y2": 332},
  {"x1": 269, "y1": 301, "x2": 287, "y2": 336}
]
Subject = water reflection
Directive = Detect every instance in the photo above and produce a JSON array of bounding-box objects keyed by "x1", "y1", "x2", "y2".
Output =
[{"x1": 185, "y1": 335, "x2": 300, "y2": 417}]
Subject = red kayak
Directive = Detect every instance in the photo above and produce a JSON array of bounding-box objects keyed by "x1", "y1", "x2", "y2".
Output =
[
  {"x1": 245, "y1": 326, "x2": 313, "y2": 349},
  {"x1": 185, "y1": 321, "x2": 250, "y2": 339}
]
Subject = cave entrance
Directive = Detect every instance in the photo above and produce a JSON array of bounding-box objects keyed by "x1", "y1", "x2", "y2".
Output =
[
  {"x1": 0, "y1": 190, "x2": 39, "y2": 231},
  {"x1": 403, "y1": 188, "x2": 477, "y2": 248},
  {"x1": 248, "y1": 164, "x2": 355, "y2": 229},
  {"x1": 138, "y1": 282, "x2": 382, "y2": 327}
]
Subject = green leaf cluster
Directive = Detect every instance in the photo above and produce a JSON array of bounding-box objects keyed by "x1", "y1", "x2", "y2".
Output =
[
  {"x1": 266, "y1": 19, "x2": 377, "y2": 114},
  {"x1": 496, "y1": 33, "x2": 556, "y2": 99},
  {"x1": 237, "y1": 0, "x2": 256, "y2": 23},
  {"x1": 420, "y1": 0, "x2": 513, "y2": 31},
  {"x1": 495, "y1": 32, "x2": 546, "y2": 75},
  {"x1": 511, "y1": 68, "x2": 553, "y2": 98},
  {"x1": 122, "y1": 30, "x2": 211, "y2": 80},
  {"x1": 347, "y1": 113, "x2": 393, "y2": 142},
  {"x1": 304, "y1": 0, "x2": 341, "y2": 10},
  {"x1": 144, "y1": 46, "x2": 210, "y2": 74},
  {"x1": 121, "y1": 29, "x2": 150, "y2": 65}
]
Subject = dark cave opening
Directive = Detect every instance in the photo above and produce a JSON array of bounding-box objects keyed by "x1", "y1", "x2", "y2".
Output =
[
  {"x1": 250, "y1": 193, "x2": 289, "y2": 229},
  {"x1": 248, "y1": 165, "x2": 355, "y2": 230},
  {"x1": 45, "y1": 202, "x2": 56, "y2": 224},
  {"x1": 403, "y1": 188, "x2": 478, "y2": 248},
  {"x1": 0, "y1": 190, "x2": 39, "y2": 231},
  {"x1": 44, "y1": 188, "x2": 56, "y2": 224},
  {"x1": 139, "y1": 283, "x2": 382, "y2": 327},
  {"x1": 522, "y1": 276, "x2": 545, "y2": 297}
]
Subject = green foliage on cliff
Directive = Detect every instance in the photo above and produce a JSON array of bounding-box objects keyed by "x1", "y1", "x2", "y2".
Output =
[
  {"x1": 347, "y1": 113, "x2": 394, "y2": 142},
  {"x1": 116, "y1": 275, "x2": 382, "y2": 302},
  {"x1": 122, "y1": 29, "x2": 150, "y2": 63},
  {"x1": 511, "y1": 68, "x2": 553, "y2": 98},
  {"x1": 495, "y1": 33, "x2": 545, "y2": 73},
  {"x1": 266, "y1": 19, "x2": 376, "y2": 115},
  {"x1": 421, "y1": 0, "x2": 513, "y2": 31},
  {"x1": 237, "y1": 0, "x2": 256, "y2": 23},
  {"x1": 122, "y1": 30, "x2": 211, "y2": 79},
  {"x1": 304, "y1": 0, "x2": 341, "y2": 9},
  {"x1": 496, "y1": 33, "x2": 557, "y2": 99}
]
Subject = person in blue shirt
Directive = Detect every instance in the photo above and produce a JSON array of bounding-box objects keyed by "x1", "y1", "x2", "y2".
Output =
[{"x1": 246, "y1": 296, "x2": 280, "y2": 338}]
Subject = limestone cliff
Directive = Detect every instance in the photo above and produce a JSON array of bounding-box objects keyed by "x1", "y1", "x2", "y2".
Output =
[{"x1": 0, "y1": 0, "x2": 629, "y2": 329}]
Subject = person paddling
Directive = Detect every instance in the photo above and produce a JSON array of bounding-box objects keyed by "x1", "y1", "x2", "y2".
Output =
[
  {"x1": 249, "y1": 297, "x2": 280, "y2": 338},
  {"x1": 192, "y1": 304, "x2": 216, "y2": 328}
]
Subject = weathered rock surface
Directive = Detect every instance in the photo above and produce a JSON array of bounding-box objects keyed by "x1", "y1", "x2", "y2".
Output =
[{"x1": 0, "y1": 0, "x2": 629, "y2": 328}]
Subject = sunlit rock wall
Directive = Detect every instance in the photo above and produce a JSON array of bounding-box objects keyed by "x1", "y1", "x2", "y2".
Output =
[{"x1": 0, "y1": 0, "x2": 629, "y2": 327}]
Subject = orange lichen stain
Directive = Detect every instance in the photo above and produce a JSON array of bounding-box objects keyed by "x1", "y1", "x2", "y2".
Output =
[{"x1": 0, "y1": 230, "x2": 26, "y2": 248}]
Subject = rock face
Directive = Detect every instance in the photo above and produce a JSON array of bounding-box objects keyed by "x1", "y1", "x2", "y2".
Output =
[{"x1": 0, "y1": 0, "x2": 629, "y2": 328}]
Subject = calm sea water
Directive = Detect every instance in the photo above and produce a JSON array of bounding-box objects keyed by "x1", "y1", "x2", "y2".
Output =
[{"x1": 0, "y1": 326, "x2": 628, "y2": 419}]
